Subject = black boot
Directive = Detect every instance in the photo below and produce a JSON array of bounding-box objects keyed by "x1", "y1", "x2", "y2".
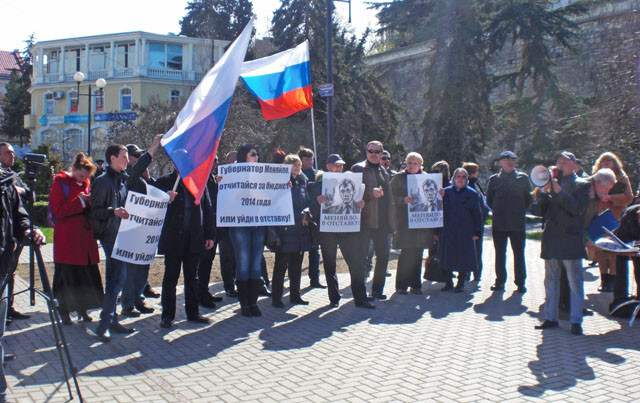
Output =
[
  {"x1": 598, "y1": 274, "x2": 615, "y2": 292},
  {"x1": 455, "y1": 272, "x2": 467, "y2": 293},
  {"x1": 236, "y1": 280, "x2": 252, "y2": 317},
  {"x1": 248, "y1": 279, "x2": 262, "y2": 317}
]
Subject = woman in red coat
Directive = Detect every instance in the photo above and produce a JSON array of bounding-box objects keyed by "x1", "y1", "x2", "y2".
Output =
[{"x1": 50, "y1": 153, "x2": 103, "y2": 324}]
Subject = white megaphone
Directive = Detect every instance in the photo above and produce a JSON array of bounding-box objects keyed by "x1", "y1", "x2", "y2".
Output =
[{"x1": 530, "y1": 165, "x2": 551, "y2": 187}]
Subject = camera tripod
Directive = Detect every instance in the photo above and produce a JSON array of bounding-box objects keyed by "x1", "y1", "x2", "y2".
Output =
[{"x1": 11, "y1": 235, "x2": 84, "y2": 402}]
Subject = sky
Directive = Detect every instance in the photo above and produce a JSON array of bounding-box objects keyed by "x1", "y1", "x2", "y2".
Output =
[{"x1": 0, "y1": 0, "x2": 380, "y2": 52}]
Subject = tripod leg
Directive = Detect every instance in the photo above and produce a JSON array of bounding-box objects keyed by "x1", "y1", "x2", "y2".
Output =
[{"x1": 33, "y1": 245, "x2": 84, "y2": 403}]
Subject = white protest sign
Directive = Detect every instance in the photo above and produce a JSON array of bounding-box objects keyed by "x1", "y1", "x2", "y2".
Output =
[
  {"x1": 112, "y1": 184, "x2": 170, "y2": 264},
  {"x1": 407, "y1": 173, "x2": 443, "y2": 229},
  {"x1": 320, "y1": 172, "x2": 363, "y2": 232},
  {"x1": 217, "y1": 163, "x2": 294, "y2": 227}
]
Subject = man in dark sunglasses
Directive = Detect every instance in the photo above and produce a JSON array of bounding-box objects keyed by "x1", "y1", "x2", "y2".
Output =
[{"x1": 351, "y1": 141, "x2": 395, "y2": 301}]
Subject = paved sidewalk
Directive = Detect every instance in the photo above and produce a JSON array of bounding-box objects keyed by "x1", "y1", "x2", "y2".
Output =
[{"x1": 6, "y1": 236, "x2": 640, "y2": 402}]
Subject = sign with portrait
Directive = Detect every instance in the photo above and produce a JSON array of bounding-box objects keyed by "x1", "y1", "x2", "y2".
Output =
[
  {"x1": 112, "y1": 184, "x2": 170, "y2": 264},
  {"x1": 217, "y1": 163, "x2": 294, "y2": 227},
  {"x1": 320, "y1": 172, "x2": 364, "y2": 232},
  {"x1": 407, "y1": 173, "x2": 443, "y2": 228}
]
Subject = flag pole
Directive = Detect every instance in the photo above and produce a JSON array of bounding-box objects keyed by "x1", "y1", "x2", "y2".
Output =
[{"x1": 310, "y1": 107, "x2": 318, "y2": 171}]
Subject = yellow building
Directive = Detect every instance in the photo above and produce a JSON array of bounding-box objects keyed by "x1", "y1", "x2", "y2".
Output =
[{"x1": 24, "y1": 31, "x2": 229, "y2": 160}]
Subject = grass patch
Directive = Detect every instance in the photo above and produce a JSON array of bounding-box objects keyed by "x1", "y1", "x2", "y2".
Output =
[
  {"x1": 526, "y1": 230, "x2": 542, "y2": 240},
  {"x1": 39, "y1": 227, "x2": 53, "y2": 243}
]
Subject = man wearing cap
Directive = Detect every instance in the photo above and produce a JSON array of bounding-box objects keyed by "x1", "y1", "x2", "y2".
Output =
[
  {"x1": 119, "y1": 141, "x2": 163, "y2": 318},
  {"x1": 486, "y1": 151, "x2": 532, "y2": 293},
  {"x1": 534, "y1": 151, "x2": 591, "y2": 335},
  {"x1": 309, "y1": 154, "x2": 371, "y2": 308}
]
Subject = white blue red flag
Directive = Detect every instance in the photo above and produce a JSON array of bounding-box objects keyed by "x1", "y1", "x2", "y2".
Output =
[
  {"x1": 240, "y1": 40, "x2": 313, "y2": 120},
  {"x1": 161, "y1": 18, "x2": 254, "y2": 204}
]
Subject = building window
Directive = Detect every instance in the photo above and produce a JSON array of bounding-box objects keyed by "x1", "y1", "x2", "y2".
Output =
[
  {"x1": 170, "y1": 89, "x2": 182, "y2": 104},
  {"x1": 65, "y1": 48, "x2": 82, "y2": 73},
  {"x1": 68, "y1": 90, "x2": 79, "y2": 113},
  {"x1": 116, "y1": 44, "x2": 131, "y2": 68},
  {"x1": 148, "y1": 42, "x2": 183, "y2": 70},
  {"x1": 91, "y1": 127, "x2": 109, "y2": 157},
  {"x1": 120, "y1": 87, "x2": 132, "y2": 111},
  {"x1": 46, "y1": 51, "x2": 58, "y2": 74},
  {"x1": 93, "y1": 89, "x2": 104, "y2": 112},
  {"x1": 40, "y1": 128, "x2": 58, "y2": 147},
  {"x1": 63, "y1": 127, "x2": 84, "y2": 160},
  {"x1": 91, "y1": 46, "x2": 107, "y2": 71},
  {"x1": 44, "y1": 92, "x2": 55, "y2": 115}
]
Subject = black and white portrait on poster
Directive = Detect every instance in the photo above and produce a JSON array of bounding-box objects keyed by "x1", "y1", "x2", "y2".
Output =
[
  {"x1": 320, "y1": 172, "x2": 364, "y2": 232},
  {"x1": 407, "y1": 173, "x2": 443, "y2": 228}
]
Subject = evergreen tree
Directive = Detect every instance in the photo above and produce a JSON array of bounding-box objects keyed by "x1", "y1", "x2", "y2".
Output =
[
  {"x1": 180, "y1": 0, "x2": 253, "y2": 42},
  {"x1": 0, "y1": 35, "x2": 34, "y2": 146},
  {"x1": 270, "y1": 0, "x2": 401, "y2": 165}
]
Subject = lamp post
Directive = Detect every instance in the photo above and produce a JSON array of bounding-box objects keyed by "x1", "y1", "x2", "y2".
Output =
[{"x1": 73, "y1": 71, "x2": 106, "y2": 156}]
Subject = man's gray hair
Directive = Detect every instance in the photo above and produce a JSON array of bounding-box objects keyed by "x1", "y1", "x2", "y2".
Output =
[
  {"x1": 592, "y1": 168, "x2": 616, "y2": 186},
  {"x1": 339, "y1": 179, "x2": 356, "y2": 191}
]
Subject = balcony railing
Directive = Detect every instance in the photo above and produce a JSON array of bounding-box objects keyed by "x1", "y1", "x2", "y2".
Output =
[
  {"x1": 147, "y1": 68, "x2": 184, "y2": 80},
  {"x1": 36, "y1": 68, "x2": 196, "y2": 84},
  {"x1": 114, "y1": 68, "x2": 135, "y2": 78}
]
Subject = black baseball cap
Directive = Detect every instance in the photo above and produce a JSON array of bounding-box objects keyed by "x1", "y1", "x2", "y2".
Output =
[
  {"x1": 499, "y1": 151, "x2": 517, "y2": 160},
  {"x1": 558, "y1": 151, "x2": 577, "y2": 163},
  {"x1": 326, "y1": 154, "x2": 345, "y2": 165},
  {"x1": 126, "y1": 144, "x2": 144, "y2": 158}
]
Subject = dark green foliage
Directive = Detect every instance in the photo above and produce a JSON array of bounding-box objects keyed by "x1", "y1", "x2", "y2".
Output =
[
  {"x1": 24, "y1": 143, "x2": 63, "y2": 200},
  {"x1": 31, "y1": 201, "x2": 49, "y2": 227},
  {"x1": 0, "y1": 72, "x2": 31, "y2": 146},
  {"x1": 370, "y1": 0, "x2": 434, "y2": 49},
  {"x1": 180, "y1": 0, "x2": 254, "y2": 42}
]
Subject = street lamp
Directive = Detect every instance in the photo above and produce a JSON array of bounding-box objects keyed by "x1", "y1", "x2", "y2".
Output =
[{"x1": 73, "y1": 71, "x2": 106, "y2": 156}]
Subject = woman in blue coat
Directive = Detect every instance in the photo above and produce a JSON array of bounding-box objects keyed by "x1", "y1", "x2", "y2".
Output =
[
  {"x1": 438, "y1": 168, "x2": 483, "y2": 292},
  {"x1": 271, "y1": 154, "x2": 313, "y2": 307}
]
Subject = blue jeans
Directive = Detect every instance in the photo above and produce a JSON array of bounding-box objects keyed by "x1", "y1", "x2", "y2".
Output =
[
  {"x1": 229, "y1": 227, "x2": 265, "y2": 281},
  {"x1": 121, "y1": 263, "x2": 149, "y2": 310},
  {"x1": 543, "y1": 259, "x2": 584, "y2": 324},
  {"x1": 98, "y1": 241, "x2": 128, "y2": 332},
  {"x1": 0, "y1": 284, "x2": 8, "y2": 396}
]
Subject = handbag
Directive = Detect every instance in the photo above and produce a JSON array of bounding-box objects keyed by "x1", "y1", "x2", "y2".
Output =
[
  {"x1": 265, "y1": 227, "x2": 281, "y2": 251},
  {"x1": 424, "y1": 240, "x2": 448, "y2": 282}
]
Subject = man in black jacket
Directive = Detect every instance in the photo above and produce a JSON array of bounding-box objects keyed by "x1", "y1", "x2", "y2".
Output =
[
  {"x1": 155, "y1": 169, "x2": 215, "y2": 329},
  {"x1": 486, "y1": 151, "x2": 532, "y2": 293},
  {"x1": 0, "y1": 168, "x2": 44, "y2": 402},
  {"x1": 90, "y1": 134, "x2": 162, "y2": 342},
  {"x1": 534, "y1": 151, "x2": 591, "y2": 335}
]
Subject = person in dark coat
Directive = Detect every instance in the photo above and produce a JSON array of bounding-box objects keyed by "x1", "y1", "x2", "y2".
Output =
[
  {"x1": 463, "y1": 162, "x2": 490, "y2": 282},
  {"x1": 155, "y1": 169, "x2": 215, "y2": 329},
  {"x1": 611, "y1": 204, "x2": 640, "y2": 310},
  {"x1": 534, "y1": 151, "x2": 591, "y2": 336},
  {"x1": 437, "y1": 168, "x2": 483, "y2": 292},
  {"x1": 391, "y1": 152, "x2": 434, "y2": 294},
  {"x1": 50, "y1": 153, "x2": 103, "y2": 324},
  {"x1": 485, "y1": 151, "x2": 532, "y2": 293},
  {"x1": 271, "y1": 155, "x2": 313, "y2": 307},
  {"x1": 298, "y1": 147, "x2": 324, "y2": 289}
]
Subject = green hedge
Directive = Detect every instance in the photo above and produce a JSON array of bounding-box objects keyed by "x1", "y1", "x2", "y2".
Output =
[{"x1": 31, "y1": 201, "x2": 49, "y2": 227}]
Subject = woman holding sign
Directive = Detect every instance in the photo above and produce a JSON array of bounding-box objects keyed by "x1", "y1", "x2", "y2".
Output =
[
  {"x1": 437, "y1": 168, "x2": 483, "y2": 292},
  {"x1": 390, "y1": 152, "x2": 434, "y2": 295},
  {"x1": 50, "y1": 153, "x2": 103, "y2": 324},
  {"x1": 271, "y1": 154, "x2": 313, "y2": 308}
]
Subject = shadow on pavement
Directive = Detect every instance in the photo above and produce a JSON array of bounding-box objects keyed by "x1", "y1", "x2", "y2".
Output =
[{"x1": 473, "y1": 291, "x2": 527, "y2": 321}]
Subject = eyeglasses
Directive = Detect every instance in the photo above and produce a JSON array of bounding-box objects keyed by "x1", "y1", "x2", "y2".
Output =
[
  {"x1": 367, "y1": 149, "x2": 382, "y2": 154},
  {"x1": 250, "y1": 152, "x2": 258, "y2": 157},
  {"x1": 381, "y1": 156, "x2": 390, "y2": 161}
]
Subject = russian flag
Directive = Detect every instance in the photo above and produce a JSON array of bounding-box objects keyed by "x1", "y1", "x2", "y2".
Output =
[
  {"x1": 161, "y1": 18, "x2": 254, "y2": 204},
  {"x1": 240, "y1": 40, "x2": 313, "y2": 120}
]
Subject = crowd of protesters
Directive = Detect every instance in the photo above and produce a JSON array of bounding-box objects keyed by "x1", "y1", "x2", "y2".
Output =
[{"x1": 0, "y1": 136, "x2": 638, "y2": 365}]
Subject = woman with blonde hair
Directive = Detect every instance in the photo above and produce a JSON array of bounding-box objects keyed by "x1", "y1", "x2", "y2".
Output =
[{"x1": 591, "y1": 152, "x2": 634, "y2": 292}]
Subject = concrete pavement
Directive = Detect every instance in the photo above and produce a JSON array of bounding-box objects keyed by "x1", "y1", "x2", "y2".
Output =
[{"x1": 6, "y1": 235, "x2": 640, "y2": 402}]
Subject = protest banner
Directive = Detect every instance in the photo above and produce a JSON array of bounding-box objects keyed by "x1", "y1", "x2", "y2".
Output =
[
  {"x1": 217, "y1": 163, "x2": 294, "y2": 227},
  {"x1": 112, "y1": 184, "x2": 170, "y2": 264},
  {"x1": 320, "y1": 172, "x2": 364, "y2": 232},
  {"x1": 407, "y1": 173, "x2": 443, "y2": 229}
]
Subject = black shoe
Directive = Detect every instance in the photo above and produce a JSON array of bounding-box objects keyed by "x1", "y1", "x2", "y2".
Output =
[
  {"x1": 250, "y1": 305, "x2": 262, "y2": 317},
  {"x1": 259, "y1": 285, "x2": 272, "y2": 296},
  {"x1": 61, "y1": 313, "x2": 73, "y2": 325},
  {"x1": 7, "y1": 309, "x2": 30, "y2": 320},
  {"x1": 200, "y1": 300, "x2": 217, "y2": 309},
  {"x1": 135, "y1": 303, "x2": 155, "y2": 314},
  {"x1": 143, "y1": 287, "x2": 161, "y2": 298},
  {"x1": 355, "y1": 301, "x2": 376, "y2": 309},
  {"x1": 365, "y1": 296, "x2": 375, "y2": 301},
  {"x1": 79, "y1": 311, "x2": 93, "y2": 322},
  {"x1": 329, "y1": 301, "x2": 339, "y2": 308},
  {"x1": 290, "y1": 298, "x2": 309, "y2": 305},
  {"x1": 516, "y1": 286, "x2": 527, "y2": 294},
  {"x1": 535, "y1": 320, "x2": 559, "y2": 330},
  {"x1": 110, "y1": 322, "x2": 136, "y2": 334},
  {"x1": 441, "y1": 282, "x2": 454, "y2": 292},
  {"x1": 454, "y1": 284, "x2": 465, "y2": 293},
  {"x1": 4, "y1": 353, "x2": 15, "y2": 362},
  {"x1": 385, "y1": 272, "x2": 392, "y2": 277},
  {"x1": 210, "y1": 296, "x2": 223, "y2": 302},
  {"x1": 225, "y1": 289, "x2": 238, "y2": 298},
  {"x1": 160, "y1": 319, "x2": 172, "y2": 329},
  {"x1": 571, "y1": 323, "x2": 583, "y2": 335},
  {"x1": 187, "y1": 314, "x2": 210, "y2": 324},
  {"x1": 92, "y1": 327, "x2": 111, "y2": 342},
  {"x1": 490, "y1": 284, "x2": 505, "y2": 292},
  {"x1": 121, "y1": 308, "x2": 141, "y2": 318},
  {"x1": 272, "y1": 300, "x2": 285, "y2": 308},
  {"x1": 396, "y1": 289, "x2": 408, "y2": 295},
  {"x1": 310, "y1": 281, "x2": 327, "y2": 289},
  {"x1": 372, "y1": 293, "x2": 387, "y2": 300},
  {"x1": 241, "y1": 307, "x2": 252, "y2": 317},
  {"x1": 583, "y1": 308, "x2": 594, "y2": 316},
  {"x1": 409, "y1": 288, "x2": 422, "y2": 295}
]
